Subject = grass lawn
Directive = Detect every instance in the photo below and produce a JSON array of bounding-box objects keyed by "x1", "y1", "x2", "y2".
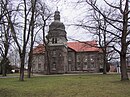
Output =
[{"x1": 0, "y1": 74, "x2": 130, "y2": 97}]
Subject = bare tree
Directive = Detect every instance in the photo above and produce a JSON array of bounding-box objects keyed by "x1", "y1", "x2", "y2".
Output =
[
  {"x1": 27, "y1": 0, "x2": 52, "y2": 76},
  {"x1": 38, "y1": 2, "x2": 52, "y2": 74},
  {"x1": 0, "y1": 20, "x2": 11, "y2": 76},
  {"x1": 83, "y1": 0, "x2": 130, "y2": 81},
  {"x1": 89, "y1": 9, "x2": 116, "y2": 74},
  {"x1": 0, "y1": 0, "x2": 9, "y2": 21},
  {"x1": 4, "y1": 0, "x2": 39, "y2": 81},
  {"x1": 91, "y1": 11, "x2": 109, "y2": 74},
  {"x1": 27, "y1": 0, "x2": 37, "y2": 78},
  {"x1": 0, "y1": 0, "x2": 12, "y2": 76},
  {"x1": 74, "y1": 6, "x2": 116, "y2": 74}
]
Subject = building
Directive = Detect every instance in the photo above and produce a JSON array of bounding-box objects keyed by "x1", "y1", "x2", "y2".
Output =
[{"x1": 32, "y1": 10, "x2": 103, "y2": 74}]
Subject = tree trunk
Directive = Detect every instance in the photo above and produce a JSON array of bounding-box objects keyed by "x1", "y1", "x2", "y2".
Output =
[
  {"x1": 45, "y1": 47, "x2": 50, "y2": 75},
  {"x1": 19, "y1": 53, "x2": 25, "y2": 81},
  {"x1": 1, "y1": 58, "x2": 7, "y2": 76},
  {"x1": 103, "y1": 20, "x2": 107, "y2": 74},
  {"x1": 27, "y1": 0, "x2": 37, "y2": 78},
  {"x1": 120, "y1": 52, "x2": 129, "y2": 81},
  {"x1": 27, "y1": 51, "x2": 33, "y2": 78},
  {"x1": 19, "y1": 62, "x2": 24, "y2": 81},
  {"x1": 2, "y1": 63, "x2": 6, "y2": 76},
  {"x1": 103, "y1": 53, "x2": 107, "y2": 74},
  {"x1": 0, "y1": 64, "x2": 2, "y2": 74},
  {"x1": 119, "y1": 0, "x2": 129, "y2": 81}
]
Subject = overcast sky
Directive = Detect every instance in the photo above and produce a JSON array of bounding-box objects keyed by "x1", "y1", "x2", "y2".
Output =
[
  {"x1": 12, "y1": 0, "x2": 124, "y2": 42},
  {"x1": 45, "y1": 0, "x2": 94, "y2": 41},
  {"x1": 45, "y1": 0, "x2": 122, "y2": 41}
]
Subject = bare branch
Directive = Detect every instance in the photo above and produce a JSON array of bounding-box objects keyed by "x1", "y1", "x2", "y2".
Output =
[{"x1": 104, "y1": 0, "x2": 120, "y2": 9}]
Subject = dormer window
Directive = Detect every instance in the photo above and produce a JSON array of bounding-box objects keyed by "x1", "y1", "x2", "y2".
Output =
[{"x1": 52, "y1": 38, "x2": 57, "y2": 44}]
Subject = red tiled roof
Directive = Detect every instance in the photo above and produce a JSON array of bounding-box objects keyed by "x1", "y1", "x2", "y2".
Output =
[
  {"x1": 33, "y1": 41, "x2": 101, "y2": 54},
  {"x1": 33, "y1": 44, "x2": 45, "y2": 54},
  {"x1": 67, "y1": 41, "x2": 100, "y2": 52}
]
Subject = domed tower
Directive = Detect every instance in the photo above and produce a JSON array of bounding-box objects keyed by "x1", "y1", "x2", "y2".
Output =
[{"x1": 47, "y1": 10, "x2": 68, "y2": 74}]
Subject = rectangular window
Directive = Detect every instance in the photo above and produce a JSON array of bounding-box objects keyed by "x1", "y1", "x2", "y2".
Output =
[
  {"x1": 33, "y1": 64, "x2": 35, "y2": 69},
  {"x1": 52, "y1": 38, "x2": 57, "y2": 44},
  {"x1": 89, "y1": 55, "x2": 96, "y2": 68},
  {"x1": 38, "y1": 63, "x2": 41, "y2": 70},
  {"x1": 68, "y1": 56, "x2": 71, "y2": 61},
  {"x1": 52, "y1": 38, "x2": 54, "y2": 44},
  {"x1": 52, "y1": 62, "x2": 56, "y2": 70},
  {"x1": 55, "y1": 38, "x2": 57, "y2": 43},
  {"x1": 84, "y1": 56, "x2": 88, "y2": 62},
  {"x1": 77, "y1": 62, "x2": 81, "y2": 70},
  {"x1": 83, "y1": 63, "x2": 88, "y2": 70},
  {"x1": 52, "y1": 50, "x2": 56, "y2": 57},
  {"x1": 77, "y1": 55, "x2": 80, "y2": 62},
  {"x1": 90, "y1": 55, "x2": 95, "y2": 63}
]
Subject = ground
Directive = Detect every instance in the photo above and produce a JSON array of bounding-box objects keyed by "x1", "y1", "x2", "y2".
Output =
[{"x1": 0, "y1": 73, "x2": 130, "y2": 97}]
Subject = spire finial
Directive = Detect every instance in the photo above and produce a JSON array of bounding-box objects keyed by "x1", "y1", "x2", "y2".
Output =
[
  {"x1": 54, "y1": 8, "x2": 60, "y2": 21},
  {"x1": 56, "y1": 6, "x2": 58, "y2": 11}
]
